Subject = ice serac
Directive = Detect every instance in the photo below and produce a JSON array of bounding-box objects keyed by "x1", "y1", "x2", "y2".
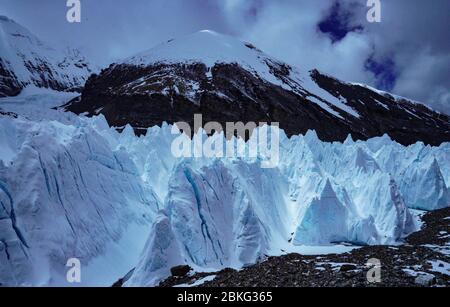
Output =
[
  {"x1": 389, "y1": 178, "x2": 416, "y2": 239},
  {"x1": 124, "y1": 212, "x2": 184, "y2": 287},
  {"x1": 125, "y1": 157, "x2": 288, "y2": 286},
  {"x1": 0, "y1": 16, "x2": 93, "y2": 96},
  {"x1": 280, "y1": 133, "x2": 417, "y2": 246},
  {"x1": 355, "y1": 147, "x2": 380, "y2": 173},
  {"x1": 165, "y1": 160, "x2": 283, "y2": 268},
  {"x1": 292, "y1": 178, "x2": 381, "y2": 246},
  {"x1": 0, "y1": 116, "x2": 159, "y2": 286},
  {"x1": 167, "y1": 162, "x2": 235, "y2": 268},
  {"x1": 65, "y1": 30, "x2": 450, "y2": 146},
  {"x1": 0, "y1": 173, "x2": 33, "y2": 286},
  {"x1": 400, "y1": 158, "x2": 450, "y2": 211},
  {"x1": 294, "y1": 180, "x2": 349, "y2": 245}
]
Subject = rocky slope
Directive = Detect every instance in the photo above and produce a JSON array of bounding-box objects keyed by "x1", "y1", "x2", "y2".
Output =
[
  {"x1": 0, "y1": 16, "x2": 93, "y2": 97},
  {"x1": 65, "y1": 30, "x2": 450, "y2": 146}
]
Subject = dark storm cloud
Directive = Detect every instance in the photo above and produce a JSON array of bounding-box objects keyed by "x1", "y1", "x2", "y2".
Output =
[
  {"x1": 318, "y1": 0, "x2": 364, "y2": 43},
  {"x1": 1, "y1": 0, "x2": 448, "y2": 113}
]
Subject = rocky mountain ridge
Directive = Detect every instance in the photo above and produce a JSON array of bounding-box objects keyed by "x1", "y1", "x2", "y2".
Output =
[{"x1": 64, "y1": 30, "x2": 450, "y2": 146}]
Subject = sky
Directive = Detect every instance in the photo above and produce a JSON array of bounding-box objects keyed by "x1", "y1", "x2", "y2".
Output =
[{"x1": 1, "y1": 0, "x2": 448, "y2": 113}]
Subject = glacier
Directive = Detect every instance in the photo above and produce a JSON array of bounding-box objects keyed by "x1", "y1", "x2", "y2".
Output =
[{"x1": 0, "y1": 90, "x2": 449, "y2": 286}]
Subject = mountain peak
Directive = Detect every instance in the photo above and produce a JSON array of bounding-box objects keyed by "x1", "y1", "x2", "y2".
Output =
[
  {"x1": 124, "y1": 30, "x2": 272, "y2": 70},
  {"x1": 0, "y1": 16, "x2": 93, "y2": 96},
  {"x1": 67, "y1": 30, "x2": 450, "y2": 146}
]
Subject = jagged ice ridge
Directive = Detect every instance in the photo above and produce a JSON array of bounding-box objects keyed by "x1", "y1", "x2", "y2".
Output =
[{"x1": 0, "y1": 105, "x2": 448, "y2": 286}]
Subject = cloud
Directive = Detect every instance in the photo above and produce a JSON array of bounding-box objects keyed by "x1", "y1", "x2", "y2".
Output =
[
  {"x1": 216, "y1": 0, "x2": 449, "y2": 113},
  {"x1": 393, "y1": 50, "x2": 450, "y2": 111},
  {"x1": 216, "y1": 0, "x2": 376, "y2": 86},
  {"x1": 366, "y1": 0, "x2": 450, "y2": 113}
]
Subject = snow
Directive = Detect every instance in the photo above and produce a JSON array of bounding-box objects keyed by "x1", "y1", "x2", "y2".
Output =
[
  {"x1": 422, "y1": 244, "x2": 450, "y2": 256},
  {"x1": 124, "y1": 30, "x2": 289, "y2": 91},
  {"x1": 115, "y1": 30, "x2": 441, "y2": 123},
  {"x1": 0, "y1": 16, "x2": 93, "y2": 94},
  {"x1": 306, "y1": 95, "x2": 345, "y2": 120},
  {"x1": 48, "y1": 223, "x2": 152, "y2": 287},
  {"x1": 126, "y1": 30, "x2": 274, "y2": 78},
  {"x1": 287, "y1": 68, "x2": 361, "y2": 119},
  {"x1": 173, "y1": 275, "x2": 217, "y2": 288},
  {"x1": 284, "y1": 245, "x2": 358, "y2": 255},
  {"x1": 0, "y1": 86, "x2": 79, "y2": 121},
  {"x1": 121, "y1": 125, "x2": 446, "y2": 285},
  {"x1": 410, "y1": 209, "x2": 427, "y2": 230},
  {"x1": 120, "y1": 30, "x2": 362, "y2": 120},
  {"x1": 402, "y1": 268, "x2": 426, "y2": 277},
  {"x1": 351, "y1": 82, "x2": 435, "y2": 112},
  {"x1": 124, "y1": 213, "x2": 184, "y2": 287},
  {"x1": 374, "y1": 99, "x2": 390, "y2": 110},
  {"x1": 428, "y1": 260, "x2": 450, "y2": 276},
  {"x1": 317, "y1": 262, "x2": 357, "y2": 271}
]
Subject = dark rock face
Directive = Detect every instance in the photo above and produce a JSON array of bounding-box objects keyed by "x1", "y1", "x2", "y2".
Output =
[
  {"x1": 170, "y1": 265, "x2": 192, "y2": 277},
  {"x1": 0, "y1": 59, "x2": 23, "y2": 97},
  {"x1": 339, "y1": 264, "x2": 357, "y2": 272},
  {"x1": 23, "y1": 57, "x2": 84, "y2": 93},
  {"x1": 0, "y1": 55, "x2": 91, "y2": 96},
  {"x1": 112, "y1": 268, "x2": 135, "y2": 288},
  {"x1": 0, "y1": 109, "x2": 18, "y2": 118},
  {"x1": 65, "y1": 62, "x2": 450, "y2": 146},
  {"x1": 66, "y1": 62, "x2": 350, "y2": 140},
  {"x1": 310, "y1": 71, "x2": 450, "y2": 146}
]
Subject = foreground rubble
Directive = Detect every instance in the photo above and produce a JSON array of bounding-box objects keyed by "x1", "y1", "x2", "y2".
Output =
[{"x1": 159, "y1": 207, "x2": 449, "y2": 287}]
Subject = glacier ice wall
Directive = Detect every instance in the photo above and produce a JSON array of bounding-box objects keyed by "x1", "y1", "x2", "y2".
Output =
[
  {"x1": 0, "y1": 108, "x2": 449, "y2": 286},
  {"x1": 122, "y1": 124, "x2": 448, "y2": 286},
  {"x1": 0, "y1": 116, "x2": 160, "y2": 286}
]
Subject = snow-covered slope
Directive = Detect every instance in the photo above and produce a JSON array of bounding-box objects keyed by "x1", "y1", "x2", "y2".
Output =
[
  {"x1": 67, "y1": 30, "x2": 450, "y2": 146},
  {"x1": 0, "y1": 16, "x2": 93, "y2": 97},
  {"x1": 125, "y1": 30, "x2": 292, "y2": 88}
]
